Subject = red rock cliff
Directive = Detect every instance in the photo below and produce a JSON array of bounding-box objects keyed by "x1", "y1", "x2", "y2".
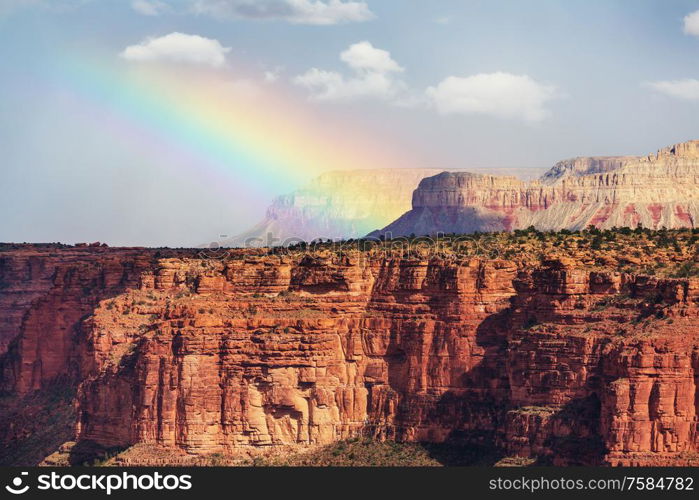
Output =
[{"x1": 1, "y1": 244, "x2": 698, "y2": 466}]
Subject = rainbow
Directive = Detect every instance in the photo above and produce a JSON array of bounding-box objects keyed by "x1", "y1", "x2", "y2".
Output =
[{"x1": 43, "y1": 53, "x2": 413, "y2": 202}]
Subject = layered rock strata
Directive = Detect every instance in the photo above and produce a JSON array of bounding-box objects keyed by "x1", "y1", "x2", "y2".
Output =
[
  {"x1": 1, "y1": 244, "x2": 698, "y2": 466},
  {"x1": 227, "y1": 167, "x2": 543, "y2": 246},
  {"x1": 0, "y1": 245, "x2": 201, "y2": 394},
  {"x1": 376, "y1": 140, "x2": 699, "y2": 237}
]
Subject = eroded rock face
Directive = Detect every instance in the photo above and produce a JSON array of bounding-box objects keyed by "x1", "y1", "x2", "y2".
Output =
[
  {"x1": 1, "y1": 245, "x2": 698, "y2": 466},
  {"x1": 377, "y1": 140, "x2": 699, "y2": 237},
  {"x1": 0, "y1": 246, "x2": 220, "y2": 395},
  {"x1": 0, "y1": 246, "x2": 160, "y2": 394},
  {"x1": 74, "y1": 256, "x2": 518, "y2": 454},
  {"x1": 226, "y1": 167, "x2": 544, "y2": 246},
  {"x1": 225, "y1": 169, "x2": 448, "y2": 246}
]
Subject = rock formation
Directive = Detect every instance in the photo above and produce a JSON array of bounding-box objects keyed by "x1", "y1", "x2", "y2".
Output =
[
  {"x1": 223, "y1": 169, "x2": 442, "y2": 246},
  {"x1": 227, "y1": 167, "x2": 544, "y2": 246},
  {"x1": 375, "y1": 140, "x2": 699, "y2": 237},
  {"x1": 1, "y1": 234, "x2": 698, "y2": 466},
  {"x1": 0, "y1": 245, "x2": 163, "y2": 394}
]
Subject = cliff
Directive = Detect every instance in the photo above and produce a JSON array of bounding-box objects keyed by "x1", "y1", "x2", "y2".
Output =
[
  {"x1": 0, "y1": 245, "x2": 160, "y2": 394},
  {"x1": 539, "y1": 155, "x2": 637, "y2": 184},
  {"x1": 224, "y1": 169, "x2": 443, "y2": 246},
  {"x1": 1, "y1": 232, "x2": 699, "y2": 466},
  {"x1": 227, "y1": 167, "x2": 544, "y2": 246},
  {"x1": 375, "y1": 140, "x2": 699, "y2": 237}
]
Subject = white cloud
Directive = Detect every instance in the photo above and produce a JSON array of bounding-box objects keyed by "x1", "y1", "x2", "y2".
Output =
[
  {"x1": 645, "y1": 79, "x2": 699, "y2": 101},
  {"x1": 293, "y1": 41, "x2": 408, "y2": 102},
  {"x1": 294, "y1": 44, "x2": 558, "y2": 120},
  {"x1": 683, "y1": 9, "x2": 699, "y2": 36},
  {"x1": 120, "y1": 32, "x2": 231, "y2": 68},
  {"x1": 294, "y1": 68, "x2": 402, "y2": 100},
  {"x1": 190, "y1": 0, "x2": 374, "y2": 25},
  {"x1": 433, "y1": 16, "x2": 450, "y2": 25},
  {"x1": 131, "y1": 0, "x2": 168, "y2": 16},
  {"x1": 426, "y1": 72, "x2": 558, "y2": 122},
  {"x1": 340, "y1": 41, "x2": 403, "y2": 74}
]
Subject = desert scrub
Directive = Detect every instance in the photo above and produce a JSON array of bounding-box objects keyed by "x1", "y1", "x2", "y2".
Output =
[
  {"x1": 108, "y1": 342, "x2": 138, "y2": 366},
  {"x1": 251, "y1": 438, "x2": 501, "y2": 466},
  {"x1": 511, "y1": 406, "x2": 557, "y2": 416},
  {"x1": 669, "y1": 261, "x2": 699, "y2": 278}
]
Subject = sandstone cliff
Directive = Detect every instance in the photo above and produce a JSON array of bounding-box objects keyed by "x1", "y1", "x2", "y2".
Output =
[
  {"x1": 0, "y1": 245, "x2": 159, "y2": 394},
  {"x1": 225, "y1": 169, "x2": 443, "y2": 246},
  {"x1": 539, "y1": 155, "x2": 637, "y2": 184},
  {"x1": 227, "y1": 167, "x2": 544, "y2": 246},
  {"x1": 1, "y1": 234, "x2": 698, "y2": 466},
  {"x1": 375, "y1": 140, "x2": 699, "y2": 237}
]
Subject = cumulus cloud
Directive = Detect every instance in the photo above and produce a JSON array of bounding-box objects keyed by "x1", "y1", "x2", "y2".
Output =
[
  {"x1": 645, "y1": 79, "x2": 699, "y2": 101},
  {"x1": 294, "y1": 68, "x2": 403, "y2": 100},
  {"x1": 190, "y1": 0, "x2": 374, "y2": 25},
  {"x1": 131, "y1": 0, "x2": 169, "y2": 16},
  {"x1": 340, "y1": 41, "x2": 403, "y2": 73},
  {"x1": 426, "y1": 72, "x2": 558, "y2": 122},
  {"x1": 684, "y1": 9, "x2": 699, "y2": 36},
  {"x1": 293, "y1": 41, "x2": 408, "y2": 101},
  {"x1": 120, "y1": 32, "x2": 231, "y2": 67}
]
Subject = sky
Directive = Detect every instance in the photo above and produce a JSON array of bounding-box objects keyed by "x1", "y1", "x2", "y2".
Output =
[{"x1": 1, "y1": 0, "x2": 699, "y2": 246}]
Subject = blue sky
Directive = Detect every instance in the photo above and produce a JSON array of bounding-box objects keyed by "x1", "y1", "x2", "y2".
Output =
[{"x1": 1, "y1": 0, "x2": 699, "y2": 246}]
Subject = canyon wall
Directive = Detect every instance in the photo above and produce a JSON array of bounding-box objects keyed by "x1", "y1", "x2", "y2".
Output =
[
  {"x1": 225, "y1": 169, "x2": 446, "y2": 246},
  {"x1": 0, "y1": 246, "x2": 160, "y2": 394},
  {"x1": 1, "y1": 244, "x2": 697, "y2": 466},
  {"x1": 229, "y1": 140, "x2": 699, "y2": 245},
  {"x1": 375, "y1": 140, "x2": 699, "y2": 237},
  {"x1": 227, "y1": 167, "x2": 544, "y2": 246}
]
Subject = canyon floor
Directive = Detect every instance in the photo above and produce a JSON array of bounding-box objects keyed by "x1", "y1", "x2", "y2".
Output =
[{"x1": 2, "y1": 227, "x2": 699, "y2": 466}]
